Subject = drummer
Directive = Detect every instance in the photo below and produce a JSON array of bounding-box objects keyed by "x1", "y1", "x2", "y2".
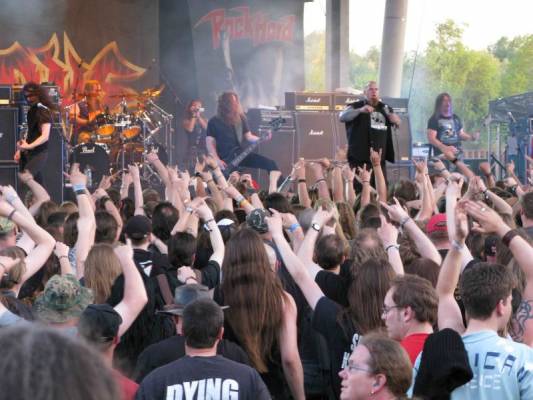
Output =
[{"x1": 68, "y1": 80, "x2": 107, "y2": 145}]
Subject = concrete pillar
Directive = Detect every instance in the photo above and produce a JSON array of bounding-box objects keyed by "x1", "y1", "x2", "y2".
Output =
[
  {"x1": 378, "y1": 0, "x2": 408, "y2": 97},
  {"x1": 326, "y1": 0, "x2": 350, "y2": 91}
]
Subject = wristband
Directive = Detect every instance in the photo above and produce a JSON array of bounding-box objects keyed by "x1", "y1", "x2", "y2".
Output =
[
  {"x1": 385, "y1": 244, "x2": 400, "y2": 252},
  {"x1": 185, "y1": 277, "x2": 198, "y2": 284},
  {"x1": 315, "y1": 178, "x2": 326, "y2": 185},
  {"x1": 451, "y1": 240, "x2": 464, "y2": 251},
  {"x1": 287, "y1": 223, "x2": 300, "y2": 233},
  {"x1": 298, "y1": 179, "x2": 307, "y2": 183},
  {"x1": 185, "y1": 206, "x2": 194, "y2": 214},
  {"x1": 239, "y1": 199, "x2": 250, "y2": 208},
  {"x1": 235, "y1": 195, "x2": 245, "y2": 204},
  {"x1": 502, "y1": 229, "x2": 519, "y2": 247},
  {"x1": 204, "y1": 218, "x2": 215, "y2": 225},
  {"x1": 73, "y1": 183, "x2": 86, "y2": 192},
  {"x1": 5, "y1": 193, "x2": 17, "y2": 205},
  {"x1": 7, "y1": 209, "x2": 16, "y2": 221},
  {"x1": 399, "y1": 216, "x2": 411, "y2": 229}
]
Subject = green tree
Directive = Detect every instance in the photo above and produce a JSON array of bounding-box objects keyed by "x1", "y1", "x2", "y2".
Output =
[
  {"x1": 304, "y1": 30, "x2": 326, "y2": 90},
  {"x1": 500, "y1": 35, "x2": 533, "y2": 96}
]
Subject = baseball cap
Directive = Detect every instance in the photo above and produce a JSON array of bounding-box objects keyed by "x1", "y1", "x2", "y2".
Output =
[
  {"x1": 246, "y1": 208, "x2": 269, "y2": 234},
  {"x1": 34, "y1": 274, "x2": 94, "y2": 324},
  {"x1": 158, "y1": 283, "x2": 228, "y2": 316},
  {"x1": 78, "y1": 304, "x2": 122, "y2": 343},
  {"x1": 426, "y1": 213, "x2": 448, "y2": 237},
  {"x1": 124, "y1": 215, "x2": 152, "y2": 240}
]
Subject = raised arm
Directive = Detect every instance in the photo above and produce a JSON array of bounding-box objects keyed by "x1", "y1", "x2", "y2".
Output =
[
  {"x1": 70, "y1": 165, "x2": 96, "y2": 280},
  {"x1": 145, "y1": 151, "x2": 170, "y2": 188},
  {"x1": 194, "y1": 199, "x2": 224, "y2": 266},
  {"x1": 341, "y1": 165, "x2": 357, "y2": 206},
  {"x1": 113, "y1": 241, "x2": 148, "y2": 337},
  {"x1": 377, "y1": 216, "x2": 404, "y2": 275},
  {"x1": 436, "y1": 203, "x2": 467, "y2": 333},
  {"x1": 0, "y1": 201, "x2": 55, "y2": 293},
  {"x1": 370, "y1": 148, "x2": 387, "y2": 201},
  {"x1": 309, "y1": 160, "x2": 331, "y2": 201},
  {"x1": 267, "y1": 210, "x2": 324, "y2": 310},
  {"x1": 357, "y1": 164, "x2": 372, "y2": 207},
  {"x1": 129, "y1": 164, "x2": 144, "y2": 216},
  {"x1": 18, "y1": 170, "x2": 50, "y2": 216},
  {"x1": 381, "y1": 198, "x2": 442, "y2": 266},
  {"x1": 294, "y1": 159, "x2": 311, "y2": 208}
]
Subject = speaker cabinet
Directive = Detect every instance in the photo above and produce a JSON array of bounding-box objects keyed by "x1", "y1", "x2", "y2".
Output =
[
  {"x1": 0, "y1": 162, "x2": 18, "y2": 191},
  {"x1": 0, "y1": 108, "x2": 19, "y2": 161},
  {"x1": 392, "y1": 114, "x2": 412, "y2": 162},
  {"x1": 42, "y1": 125, "x2": 66, "y2": 203},
  {"x1": 334, "y1": 113, "x2": 348, "y2": 150},
  {"x1": 255, "y1": 128, "x2": 296, "y2": 188},
  {"x1": 386, "y1": 161, "x2": 413, "y2": 184},
  {"x1": 294, "y1": 112, "x2": 336, "y2": 160}
]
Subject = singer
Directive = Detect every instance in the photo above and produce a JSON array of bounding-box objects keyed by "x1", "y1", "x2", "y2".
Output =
[
  {"x1": 427, "y1": 92, "x2": 479, "y2": 160},
  {"x1": 14, "y1": 82, "x2": 54, "y2": 185},
  {"x1": 182, "y1": 99, "x2": 208, "y2": 171},
  {"x1": 339, "y1": 81, "x2": 401, "y2": 183}
]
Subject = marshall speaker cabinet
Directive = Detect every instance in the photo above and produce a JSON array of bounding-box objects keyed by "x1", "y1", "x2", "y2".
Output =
[
  {"x1": 285, "y1": 92, "x2": 333, "y2": 111},
  {"x1": 294, "y1": 111, "x2": 337, "y2": 160}
]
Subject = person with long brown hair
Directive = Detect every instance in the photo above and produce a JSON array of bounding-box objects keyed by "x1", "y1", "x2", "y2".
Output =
[
  {"x1": 216, "y1": 227, "x2": 305, "y2": 400},
  {"x1": 267, "y1": 208, "x2": 395, "y2": 399},
  {"x1": 68, "y1": 80, "x2": 107, "y2": 145},
  {"x1": 83, "y1": 243, "x2": 123, "y2": 304},
  {"x1": 206, "y1": 91, "x2": 280, "y2": 176},
  {"x1": 182, "y1": 99, "x2": 208, "y2": 171}
]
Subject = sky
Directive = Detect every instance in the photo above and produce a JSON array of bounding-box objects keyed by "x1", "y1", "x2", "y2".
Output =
[{"x1": 304, "y1": 0, "x2": 533, "y2": 55}]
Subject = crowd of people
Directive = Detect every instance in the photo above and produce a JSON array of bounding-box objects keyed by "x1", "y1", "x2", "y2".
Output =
[{"x1": 1, "y1": 101, "x2": 533, "y2": 400}]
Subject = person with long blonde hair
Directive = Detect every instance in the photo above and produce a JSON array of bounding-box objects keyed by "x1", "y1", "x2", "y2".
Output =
[{"x1": 216, "y1": 227, "x2": 305, "y2": 400}]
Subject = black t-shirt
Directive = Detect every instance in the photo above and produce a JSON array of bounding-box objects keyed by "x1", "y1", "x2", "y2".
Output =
[
  {"x1": 136, "y1": 355, "x2": 270, "y2": 400},
  {"x1": 312, "y1": 296, "x2": 361, "y2": 399},
  {"x1": 315, "y1": 269, "x2": 351, "y2": 307},
  {"x1": 206, "y1": 115, "x2": 250, "y2": 161},
  {"x1": 26, "y1": 104, "x2": 52, "y2": 153},
  {"x1": 427, "y1": 113, "x2": 463, "y2": 155},
  {"x1": 134, "y1": 335, "x2": 251, "y2": 383},
  {"x1": 185, "y1": 120, "x2": 207, "y2": 151},
  {"x1": 344, "y1": 100, "x2": 395, "y2": 164}
]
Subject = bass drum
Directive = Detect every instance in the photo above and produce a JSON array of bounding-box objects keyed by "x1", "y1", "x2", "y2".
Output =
[
  {"x1": 114, "y1": 142, "x2": 168, "y2": 168},
  {"x1": 69, "y1": 143, "x2": 110, "y2": 188}
]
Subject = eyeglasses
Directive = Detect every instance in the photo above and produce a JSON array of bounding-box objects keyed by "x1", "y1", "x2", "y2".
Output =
[
  {"x1": 345, "y1": 361, "x2": 372, "y2": 374},
  {"x1": 381, "y1": 304, "x2": 402, "y2": 315}
]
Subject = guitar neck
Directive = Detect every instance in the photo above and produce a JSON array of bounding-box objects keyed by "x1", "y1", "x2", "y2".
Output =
[{"x1": 230, "y1": 138, "x2": 264, "y2": 167}]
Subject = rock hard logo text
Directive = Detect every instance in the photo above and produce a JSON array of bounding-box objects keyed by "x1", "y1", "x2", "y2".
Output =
[{"x1": 195, "y1": 6, "x2": 296, "y2": 49}]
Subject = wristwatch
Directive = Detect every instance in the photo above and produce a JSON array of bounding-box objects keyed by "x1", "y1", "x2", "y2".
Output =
[{"x1": 311, "y1": 222, "x2": 321, "y2": 232}]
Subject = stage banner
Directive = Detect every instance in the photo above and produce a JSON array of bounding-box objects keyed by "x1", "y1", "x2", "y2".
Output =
[
  {"x1": 187, "y1": 0, "x2": 306, "y2": 114},
  {"x1": 0, "y1": 0, "x2": 158, "y2": 106}
]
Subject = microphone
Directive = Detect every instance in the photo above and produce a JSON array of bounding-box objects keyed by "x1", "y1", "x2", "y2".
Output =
[{"x1": 37, "y1": 102, "x2": 49, "y2": 110}]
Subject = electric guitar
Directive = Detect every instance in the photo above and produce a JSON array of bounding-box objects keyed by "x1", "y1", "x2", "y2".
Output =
[
  {"x1": 223, "y1": 116, "x2": 284, "y2": 177},
  {"x1": 13, "y1": 124, "x2": 28, "y2": 163}
]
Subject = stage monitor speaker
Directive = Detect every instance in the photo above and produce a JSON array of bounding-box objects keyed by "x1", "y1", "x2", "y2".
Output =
[
  {"x1": 256, "y1": 128, "x2": 296, "y2": 189},
  {"x1": 42, "y1": 125, "x2": 66, "y2": 203},
  {"x1": 295, "y1": 112, "x2": 336, "y2": 160},
  {"x1": 386, "y1": 161, "x2": 413, "y2": 184},
  {"x1": 0, "y1": 162, "x2": 19, "y2": 191},
  {"x1": 0, "y1": 108, "x2": 19, "y2": 161}
]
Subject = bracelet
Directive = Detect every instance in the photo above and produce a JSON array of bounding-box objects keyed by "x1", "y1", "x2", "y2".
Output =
[
  {"x1": 451, "y1": 157, "x2": 458, "y2": 164},
  {"x1": 185, "y1": 206, "x2": 194, "y2": 214},
  {"x1": 74, "y1": 189, "x2": 87, "y2": 196},
  {"x1": 385, "y1": 244, "x2": 400, "y2": 252},
  {"x1": 72, "y1": 183, "x2": 86, "y2": 192},
  {"x1": 59, "y1": 255, "x2": 69, "y2": 260},
  {"x1": 502, "y1": 229, "x2": 519, "y2": 247},
  {"x1": 315, "y1": 178, "x2": 326, "y2": 185},
  {"x1": 298, "y1": 179, "x2": 307, "y2": 183},
  {"x1": 287, "y1": 223, "x2": 300, "y2": 233},
  {"x1": 451, "y1": 240, "x2": 464, "y2": 251},
  {"x1": 235, "y1": 195, "x2": 245, "y2": 204},
  {"x1": 399, "y1": 216, "x2": 411, "y2": 229},
  {"x1": 185, "y1": 277, "x2": 198, "y2": 284},
  {"x1": 7, "y1": 209, "x2": 16, "y2": 221},
  {"x1": 204, "y1": 218, "x2": 215, "y2": 225}
]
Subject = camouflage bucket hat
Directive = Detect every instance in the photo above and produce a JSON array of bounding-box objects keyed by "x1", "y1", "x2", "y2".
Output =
[
  {"x1": 34, "y1": 274, "x2": 94, "y2": 324},
  {"x1": 0, "y1": 217, "x2": 15, "y2": 235}
]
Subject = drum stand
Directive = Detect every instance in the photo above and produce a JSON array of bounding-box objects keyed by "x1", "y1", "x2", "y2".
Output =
[{"x1": 140, "y1": 121, "x2": 161, "y2": 185}]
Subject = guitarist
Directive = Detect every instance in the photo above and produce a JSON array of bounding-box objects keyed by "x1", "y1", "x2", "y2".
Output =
[
  {"x1": 67, "y1": 80, "x2": 106, "y2": 145},
  {"x1": 14, "y1": 82, "x2": 54, "y2": 185},
  {"x1": 206, "y1": 91, "x2": 279, "y2": 175}
]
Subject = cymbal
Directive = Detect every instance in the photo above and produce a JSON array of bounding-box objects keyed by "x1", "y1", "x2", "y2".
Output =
[
  {"x1": 141, "y1": 85, "x2": 165, "y2": 98},
  {"x1": 108, "y1": 93, "x2": 140, "y2": 99}
]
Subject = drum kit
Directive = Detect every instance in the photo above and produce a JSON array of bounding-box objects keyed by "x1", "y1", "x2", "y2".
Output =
[{"x1": 65, "y1": 86, "x2": 173, "y2": 187}]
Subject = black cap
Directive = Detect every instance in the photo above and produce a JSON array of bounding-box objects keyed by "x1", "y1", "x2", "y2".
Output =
[
  {"x1": 158, "y1": 284, "x2": 228, "y2": 316},
  {"x1": 124, "y1": 215, "x2": 152, "y2": 240},
  {"x1": 78, "y1": 304, "x2": 122, "y2": 343},
  {"x1": 246, "y1": 208, "x2": 269, "y2": 234}
]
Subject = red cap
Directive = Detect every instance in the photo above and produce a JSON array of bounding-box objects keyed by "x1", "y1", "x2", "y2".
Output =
[{"x1": 426, "y1": 213, "x2": 447, "y2": 236}]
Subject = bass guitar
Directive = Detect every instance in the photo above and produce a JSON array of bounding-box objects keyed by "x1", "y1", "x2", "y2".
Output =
[{"x1": 223, "y1": 116, "x2": 284, "y2": 177}]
